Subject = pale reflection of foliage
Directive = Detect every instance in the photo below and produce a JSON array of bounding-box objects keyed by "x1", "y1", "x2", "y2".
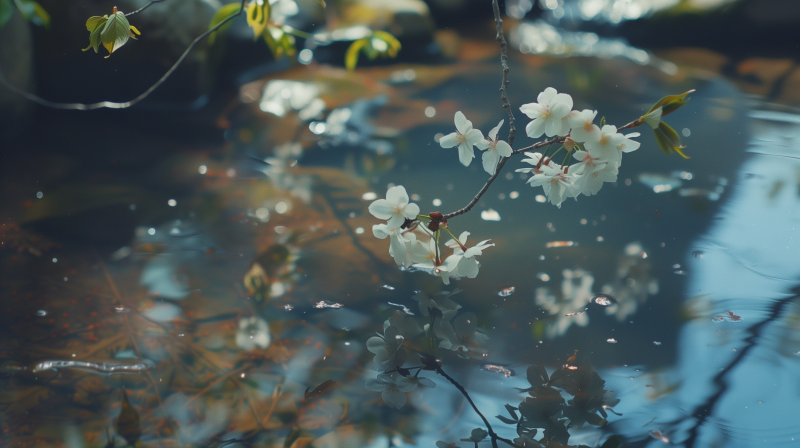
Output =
[
  {"x1": 536, "y1": 269, "x2": 594, "y2": 338},
  {"x1": 537, "y1": 243, "x2": 658, "y2": 337},
  {"x1": 235, "y1": 316, "x2": 271, "y2": 350},
  {"x1": 258, "y1": 80, "x2": 326, "y2": 119},
  {"x1": 601, "y1": 241, "x2": 659, "y2": 321},
  {"x1": 259, "y1": 142, "x2": 313, "y2": 204},
  {"x1": 434, "y1": 312, "x2": 490, "y2": 357}
]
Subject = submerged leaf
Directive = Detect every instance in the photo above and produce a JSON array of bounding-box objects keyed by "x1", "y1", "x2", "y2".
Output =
[{"x1": 115, "y1": 390, "x2": 141, "y2": 445}]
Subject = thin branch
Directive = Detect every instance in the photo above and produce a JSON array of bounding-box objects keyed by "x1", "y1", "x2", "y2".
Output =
[
  {"x1": 435, "y1": 365, "x2": 521, "y2": 448},
  {"x1": 442, "y1": 0, "x2": 515, "y2": 220},
  {"x1": 125, "y1": 0, "x2": 167, "y2": 16},
  {"x1": 0, "y1": 0, "x2": 246, "y2": 110},
  {"x1": 512, "y1": 136, "x2": 564, "y2": 155}
]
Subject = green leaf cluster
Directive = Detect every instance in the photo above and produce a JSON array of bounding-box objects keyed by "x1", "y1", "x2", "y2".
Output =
[
  {"x1": 0, "y1": 0, "x2": 49, "y2": 29},
  {"x1": 82, "y1": 9, "x2": 140, "y2": 57},
  {"x1": 345, "y1": 30, "x2": 401, "y2": 71},
  {"x1": 640, "y1": 89, "x2": 694, "y2": 158}
]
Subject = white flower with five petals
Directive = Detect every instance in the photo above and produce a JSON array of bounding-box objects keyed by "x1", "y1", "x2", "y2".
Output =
[
  {"x1": 519, "y1": 87, "x2": 573, "y2": 138},
  {"x1": 439, "y1": 111, "x2": 485, "y2": 167},
  {"x1": 372, "y1": 223, "x2": 414, "y2": 267},
  {"x1": 566, "y1": 109, "x2": 600, "y2": 143},
  {"x1": 445, "y1": 232, "x2": 494, "y2": 279},
  {"x1": 476, "y1": 120, "x2": 513, "y2": 175},
  {"x1": 526, "y1": 160, "x2": 579, "y2": 208},
  {"x1": 368, "y1": 185, "x2": 420, "y2": 228}
]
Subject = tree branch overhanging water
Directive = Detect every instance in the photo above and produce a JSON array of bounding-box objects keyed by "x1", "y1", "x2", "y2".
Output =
[{"x1": 0, "y1": 0, "x2": 246, "y2": 110}]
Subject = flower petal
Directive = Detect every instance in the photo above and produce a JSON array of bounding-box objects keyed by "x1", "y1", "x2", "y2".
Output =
[
  {"x1": 382, "y1": 387, "x2": 407, "y2": 408},
  {"x1": 454, "y1": 111, "x2": 471, "y2": 134},
  {"x1": 458, "y1": 143, "x2": 475, "y2": 167},
  {"x1": 526, "y1": 118, "x2": 546, "y2": 138},
  {"x1": 385, "y1": 185, "x2": 409, "y2": 206},
  {"x1": 519, "y1": 103, "x2": 543, "y2": 118},
  {"x1": 439, "y1": 132, "x2": 459, "y2": 148},
  {"x1": 368, "y1": 199, "x2": 394, "y2": 220},
  {"x1": 482, "y1": 149, "x2": 500, "y2": 175}
]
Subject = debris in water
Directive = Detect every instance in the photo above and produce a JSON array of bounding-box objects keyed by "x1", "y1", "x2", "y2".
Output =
[
  {"x1": 284, "y1": 304, "x2": 295, "y2": 311},
  {"x1": 381, "y1": 285, "x2": 396, "y2": 290},
  {"x1": 314, "y1": 301, "x2": 343, "y2": 309},
  {"x1": 480, "y1": 209, "x2": 501, "y2": 221},
  {"x1": 565, "y1": 308, "x2": 588, "y2": 317},
  {"x1": 388, "y1": 302, "x2": 414, "y2": 315},
  {"x1": 712, "y1": 311, "x2": 742, "y2": 322},
  {"x1": 484, "y1": 364, "x2": 515, "y2": 377},
  {"x1": 607, "y1": 338, "x2": 618, "y2": 343},
  {"x1": 33, "y1": 359, "x2": 156, "y2": 374},
  {"x1": 498, "y1": 286, "x2": 516, "y2": 297},
  {"x1": 653, "y1": 341, "x2": 662, "y2": 346},
  {"x1": 650, "y1": 430, "x2": 670, "y2": 443},
  {"x1": 545, "y1": 241, "x2": 575, "y2": 248},
  {"x1": 592, "y1": 294, "x2": 615, "y2": 306}
]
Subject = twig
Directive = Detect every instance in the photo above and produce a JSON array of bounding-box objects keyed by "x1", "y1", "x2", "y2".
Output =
[
  {"x1": 126, "y1": 0, "x2": 167, "y2": 16},
  {"x1": 442, "y1": 0, "x2": 516, "y2": 220},
  {"x1": 435, "y1": 365, "x2": 521, "y2": 448},
  {"x1": 0, "y1": 0, "x2": 246, "y2": 110}
]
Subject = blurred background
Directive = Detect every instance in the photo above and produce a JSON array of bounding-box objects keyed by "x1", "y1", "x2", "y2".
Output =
[{"x1": 2, "y1": 1, "x2": 800, "y2": 447}]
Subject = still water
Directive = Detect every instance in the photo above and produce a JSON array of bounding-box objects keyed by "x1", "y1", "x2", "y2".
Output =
[{"x1": 2, "y1": 23, "x2": 800, "y2": 448}]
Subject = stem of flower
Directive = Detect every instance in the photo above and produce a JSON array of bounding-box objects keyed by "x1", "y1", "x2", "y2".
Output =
[{"x1": 442, "y1": 227, "x2": 465, "y2": 250}]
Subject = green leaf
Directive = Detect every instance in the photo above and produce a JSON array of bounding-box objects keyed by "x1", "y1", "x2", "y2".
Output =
[
  {"x1": 82, "y1": 16, "x2": 108, "y2": 52},
  {"x1": 0, "y1": 0, "x2": 13, "y2": 30},
  {"x1": 246, "y1": 0, "x2": 270, "y2": 40},
  {"x1": 100, "y1": 11, "x2": 132, "y2": 56},
  {"x1": 653, "y1": 121, "x2": 689, "y2": 158},
  {"x1": 208, "y1": 2, "x2": 242, "y2": 44},
  {"x1": 85, "y1": 15, "x2": 107, "y2": 32},
  {"x1": 371, "y1": 30, "x2": 401, "y2": 57},
  {"x1": 345, "y1": 38, "x2": 367, "y2": 71},
  {"x1": 645, "y1": 89, "x2": 694, "y2": 117},
  {"x1": 13, "y1": 0, "x2": 48, "y2": 28},
  {"x1": 263, "y1": 25, "x2": 296, "y2": 60}
]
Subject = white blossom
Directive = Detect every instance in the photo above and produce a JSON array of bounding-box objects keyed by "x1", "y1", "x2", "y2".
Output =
[
  {"x1": 584, "y1": 125, "x2": 641, "y2": 167},
  {"x1": 476, "y1": 120, "x2": 513, "y2": 175},
  {"x1": 526, "y1": 160, "x2": 578, "y2": 208},
  {"x1": 368, "y1": 185, "x2": 420, "y2": 228},
  {"x1": 571, "y1": 150, "x2": 619, "y2": 196},
  {"x1": 439, "y1": 111, "x2": 485, "y2": 167},
  {"x1": 519, "y1": 87, "x2": 573, "y2": 138},
  {"x1": 566, "y1": 109, "x2": 600, "y2": 143},
  {"x1": 373, "y1": 223, "x2": 414, "y2": 267},
  {"x1": 445, "y1": 231, "x2": 494, "y2": 279}
]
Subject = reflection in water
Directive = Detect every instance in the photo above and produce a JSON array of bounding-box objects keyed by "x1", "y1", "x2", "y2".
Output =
[
  {"x1": 537, "y1": 243, "x2": 658, "y2": 337},
  {"x1": 608, "y1": 107, "x2": 800, "y2": 447},
  {"x1": 510, "y1": 20, "x2": 677, "y2": 74}
]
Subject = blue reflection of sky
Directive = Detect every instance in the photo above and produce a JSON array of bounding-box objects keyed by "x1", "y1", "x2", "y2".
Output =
[{"x1": 607, "y1": 108, "x2": 800, "y2": 447}]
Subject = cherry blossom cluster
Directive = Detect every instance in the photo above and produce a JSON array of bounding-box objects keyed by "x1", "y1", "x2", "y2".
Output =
[
  {"x1": 369, "y1": 186, "x2": 493, "y2": 285},
  {"x1": 364, "y1": 290, "x2": 488, "y2": 408},
  {"x1": 440, "y1": 87, "x2": 641, "y2": 208}
]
